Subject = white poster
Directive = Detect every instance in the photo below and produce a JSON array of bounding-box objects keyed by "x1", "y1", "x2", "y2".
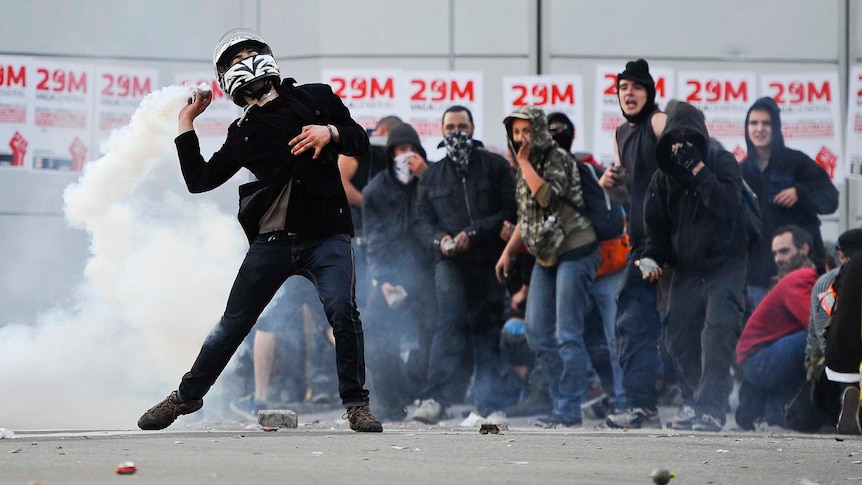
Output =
[
  {"x1": 678, "y1": 71, "x2": 757, "y2": 161},
  {"x1": 845, "y1": 66, "x2": 862, "y2": 179},
  {"x1": 403, "y1": 71, "x2": 483, "y2": 161},
  {"x1": 502, "y1": 75, "x2": 586, "y2": 153},
  {"x1": 0, "y1": 55, "x2": 34, "y2": 169},
  {"x1": 592, "y1": 65, "x2": 674, "y2": 167},
  {"x1": 173, "y1": 72, "x2": 238, "y2": 159},
  {"x1": 30, "y1": 59, "x2": 95, "y2": 171},
  {"x1": 321, "y1": 69, "x2": 404, "y2": 133},
  {"x1": 761, "y1": 72, "x2": 843, "y2": 182},
  {"x1": 94, "y1": 65, "x2": 158, "y2": 155}
]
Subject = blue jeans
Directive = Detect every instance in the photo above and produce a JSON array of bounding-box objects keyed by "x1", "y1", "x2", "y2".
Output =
[
  {"x1": 742, "y1": 330, "x2": 808, "y2": 426},
  {"x1": 588, "y1": 269, "x2": 626, "y2": 408},
  {"x1": 525, "y1": 245, "x2": 601, "y2": 421},
  {"x1": 420, "y1": 259, "x2": 507, "y2": 415},
  {"x1": 615, "y1": 250, "x2": 662, "y2": 410},
  {"x1": 178, "y1": 233, "x2": 370, "y2": 408}
]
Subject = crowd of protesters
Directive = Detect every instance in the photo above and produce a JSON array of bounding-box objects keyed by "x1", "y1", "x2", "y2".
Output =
[{"x1": 215, "y1": 54, "x2": 860, "y2": 433}]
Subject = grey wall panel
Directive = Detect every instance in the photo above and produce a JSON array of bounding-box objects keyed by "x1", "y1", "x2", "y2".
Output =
[
  {"x1": 0, "y1": 0, "x2": 248, "y2": 61},
  {"x1": 454, "y1": 0, "x2": 532, "y2": 56},
  {"x1": 260, "y1": 0, "x2": 321, "y2": 58},
  {"x1": 317, "y1": 0, "x2": 450, "y2": 56},
  {"x1": 453, "y1": 57, "x2": 533, "y2": 152},
  {"x1": 548, "y1": 0, "x2": 841, "y2": 62}
]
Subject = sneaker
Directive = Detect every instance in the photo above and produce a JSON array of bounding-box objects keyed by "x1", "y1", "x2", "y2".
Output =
[
  {"x1": 837, "y1": 387, "x2": 861, "y2": 435},
  {"x1": 668, "y1": 404, "x2": 696, "y2": 430},
  {"x1": 691, "y1": 414, "x2": 724, "y2": 432},
  {"x1": 411, "y1": 399, "x2": 444, "y2": 425},
  {"x1": 605, "y1": 407, "x2": 661, "y2": 429},
  {"x1": 345, "y1": 405, "x2": 383, "y2": 432},
  {"x1": 582, "y1": 390, "x2": 611, "y2": 420},
  {"x1": 229, "y1": 395, "x2": 262, "y2": 421},
  {"x1": 137, "y1": 391, "x2": 203, "y2": 430}
]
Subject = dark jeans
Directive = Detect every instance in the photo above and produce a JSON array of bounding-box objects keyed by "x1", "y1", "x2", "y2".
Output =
[
  {"x1": 740, "y1": 330, "x2": 808, "y2": 426},
  {"x1": 665, "y1": 262, "x2": 746, "y2": 420},
  {"x1": 178, "y1": 233, "x2": 370, "y2": 408},
  {"x1": 420, "y1": 259, "x2": 507, "y2": 415},
  {"x1": 615, "y1": 252, "x2": 662, "y2": 410}
]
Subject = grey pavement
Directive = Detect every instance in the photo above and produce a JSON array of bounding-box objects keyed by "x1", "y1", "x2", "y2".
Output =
[{"x1": 3, "y1": 405, "x2": 862, "y2": 484}]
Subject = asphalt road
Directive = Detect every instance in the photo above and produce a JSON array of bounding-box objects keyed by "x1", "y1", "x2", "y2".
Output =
[{"x1": 2, "y1": 408, "x2": 861, "y2": 485}]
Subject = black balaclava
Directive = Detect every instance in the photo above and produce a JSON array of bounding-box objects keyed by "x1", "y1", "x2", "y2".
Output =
[
  {"x1": 547, "y1": 112, "x2": 575, "y2": 152},
  {"x1": 617, "y1": 58, "x2": 658, "y2": 124}
]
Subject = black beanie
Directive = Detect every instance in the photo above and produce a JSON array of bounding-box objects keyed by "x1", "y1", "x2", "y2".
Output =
[
  {"x1": 838, "y1": 228, "x2": 862, "y2": 258},
  {"x1": 617, "y1": 59, "x2": 658, "y2": 124}
]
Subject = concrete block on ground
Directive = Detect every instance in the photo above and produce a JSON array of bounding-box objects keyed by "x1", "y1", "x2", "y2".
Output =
[{"x1": 258, "y1": 409, "x2": 298, "y2": 428}]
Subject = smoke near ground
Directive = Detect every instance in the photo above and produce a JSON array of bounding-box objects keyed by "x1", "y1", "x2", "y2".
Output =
[{"x1": 0, "y1": 86, "x2": 247, "y2": 429}]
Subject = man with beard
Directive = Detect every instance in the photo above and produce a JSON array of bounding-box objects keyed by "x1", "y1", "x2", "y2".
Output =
[
  {"x1": 411, "y1": 105, "x2": 517, "y2": 424},
  {"x1": 771, "y1": 225, "x2": 815, "y2": 282},
  {"x1": 599, "y1": 59, "x2": 668, "y2": 429},
  {"x1": 735, "y1": 225, "x2": 820, "y2": 430},
  {"x1": 639, "y1": 100, "x2": 748, "y2": 432}
]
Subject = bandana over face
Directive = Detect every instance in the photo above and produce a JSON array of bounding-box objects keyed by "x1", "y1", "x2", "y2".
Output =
[
  {"x1": 443, "y1": 131, "x2": 473, "y2": 173},
  {"x1": 393, "y1": 152, "x2": 415, "y2": 185}
]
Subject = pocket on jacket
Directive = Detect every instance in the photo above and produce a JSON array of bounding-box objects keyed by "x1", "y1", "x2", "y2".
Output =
[
  {"x1": 305, "y1": 183, "x2": 347, "y2": 220},
  {"x1": 477, "y1": 181, "x2": 493, "y2": 213}
]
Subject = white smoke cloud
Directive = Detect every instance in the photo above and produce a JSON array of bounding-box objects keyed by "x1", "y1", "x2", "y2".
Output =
[{"x1": 0, "y1": 86, "x2": 248, "y2": 429}]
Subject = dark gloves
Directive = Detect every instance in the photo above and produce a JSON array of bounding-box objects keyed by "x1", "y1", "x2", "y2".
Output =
[{"x1": 672, "y1": 143, "x2": 702, "y2": 172}]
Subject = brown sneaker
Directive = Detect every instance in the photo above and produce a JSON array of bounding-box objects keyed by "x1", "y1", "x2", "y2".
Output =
[
  {"x1": 345, "y1": 405, "x2": 383, "y2": 432},
  {"x1": 137, "y1": 391, "x2": 203, "y2": 430}
]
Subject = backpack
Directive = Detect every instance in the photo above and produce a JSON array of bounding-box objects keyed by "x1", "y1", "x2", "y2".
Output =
[{"x1": 564, "y1": 161, "x2": 625, "y2": 241}]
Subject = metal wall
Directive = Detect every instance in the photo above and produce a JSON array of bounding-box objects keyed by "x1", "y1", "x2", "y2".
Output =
[{"x1": 0, "y1": 0, "x2": 855, "y2": 323}]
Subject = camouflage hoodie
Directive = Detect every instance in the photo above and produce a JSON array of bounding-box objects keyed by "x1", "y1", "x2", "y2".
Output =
[{"x1": 504, "y1": 105, "x2": 595, "y2": 267}]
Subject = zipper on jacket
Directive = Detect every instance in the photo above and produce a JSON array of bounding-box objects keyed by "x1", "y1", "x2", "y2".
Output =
[{"x1": 461, "y1": 174, "x2": 474, "y2": 224}]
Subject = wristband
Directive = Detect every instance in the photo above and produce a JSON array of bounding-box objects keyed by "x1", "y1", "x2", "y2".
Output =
[{"x1": 326, "y1": 124, "x2": 337, "y2": 144}]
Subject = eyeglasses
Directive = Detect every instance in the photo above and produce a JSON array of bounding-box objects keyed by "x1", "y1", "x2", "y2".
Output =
[{"x1": 548, "y1": 123, "x2": 568, "y2": 134}]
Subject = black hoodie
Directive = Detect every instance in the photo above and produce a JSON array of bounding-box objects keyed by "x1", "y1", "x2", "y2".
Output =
[
  {"x1": 361, "y1": 124, "x2": 432, "y2": 288},
  {"x1": 643, "y1": 101, "x2": 747, "y2": 271},
  {"x1": 740, "y1": 97, "x2": 839, "y2": 287}
]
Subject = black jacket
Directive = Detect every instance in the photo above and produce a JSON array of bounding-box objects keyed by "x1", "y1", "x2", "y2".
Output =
[
  {"x1": 362, "y1": 124, "x2": 432, "y2": 287},
  {"x1": 414, "y1": 143, "x2": 517, "y2": 267},
  {"x1": 741, "y1": 97, "x2": 839, "y2": 286},
  {"x1": 643, "y1": 101, "x2": 747, "y2": 272},
  {"x1": 175, "y1": 78, "x2": 369, "y2": 244}
]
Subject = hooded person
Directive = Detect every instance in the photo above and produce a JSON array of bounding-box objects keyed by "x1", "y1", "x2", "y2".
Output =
[
  {"x1": 360, "y1": 122, "x2": 435, "y2": 421},
  {"x1": 639, "y1": 100, "x2": 748, "y2": 432},
  {"x1": 495, "y1": 105, "x2": 600, "y2": 427},
  {"x1": 741, "y1": 96, "x2": 839, "y2": 307}
]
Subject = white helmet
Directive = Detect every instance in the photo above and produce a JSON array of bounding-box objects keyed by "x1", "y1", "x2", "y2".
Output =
[{"x1": 213, "y1": 28, "x2": 281, "y2": 107}]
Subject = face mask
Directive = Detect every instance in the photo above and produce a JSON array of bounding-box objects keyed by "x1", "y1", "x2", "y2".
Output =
[
  {"x1": 443, "y1": 131, "x2": 474, "y2": 167},
  {"x1": 393, "y1": 152, "x2": 415, "y2": 185},
  {"x1": 369, "y1": 135, "x2": 388, "y2": 147}
]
